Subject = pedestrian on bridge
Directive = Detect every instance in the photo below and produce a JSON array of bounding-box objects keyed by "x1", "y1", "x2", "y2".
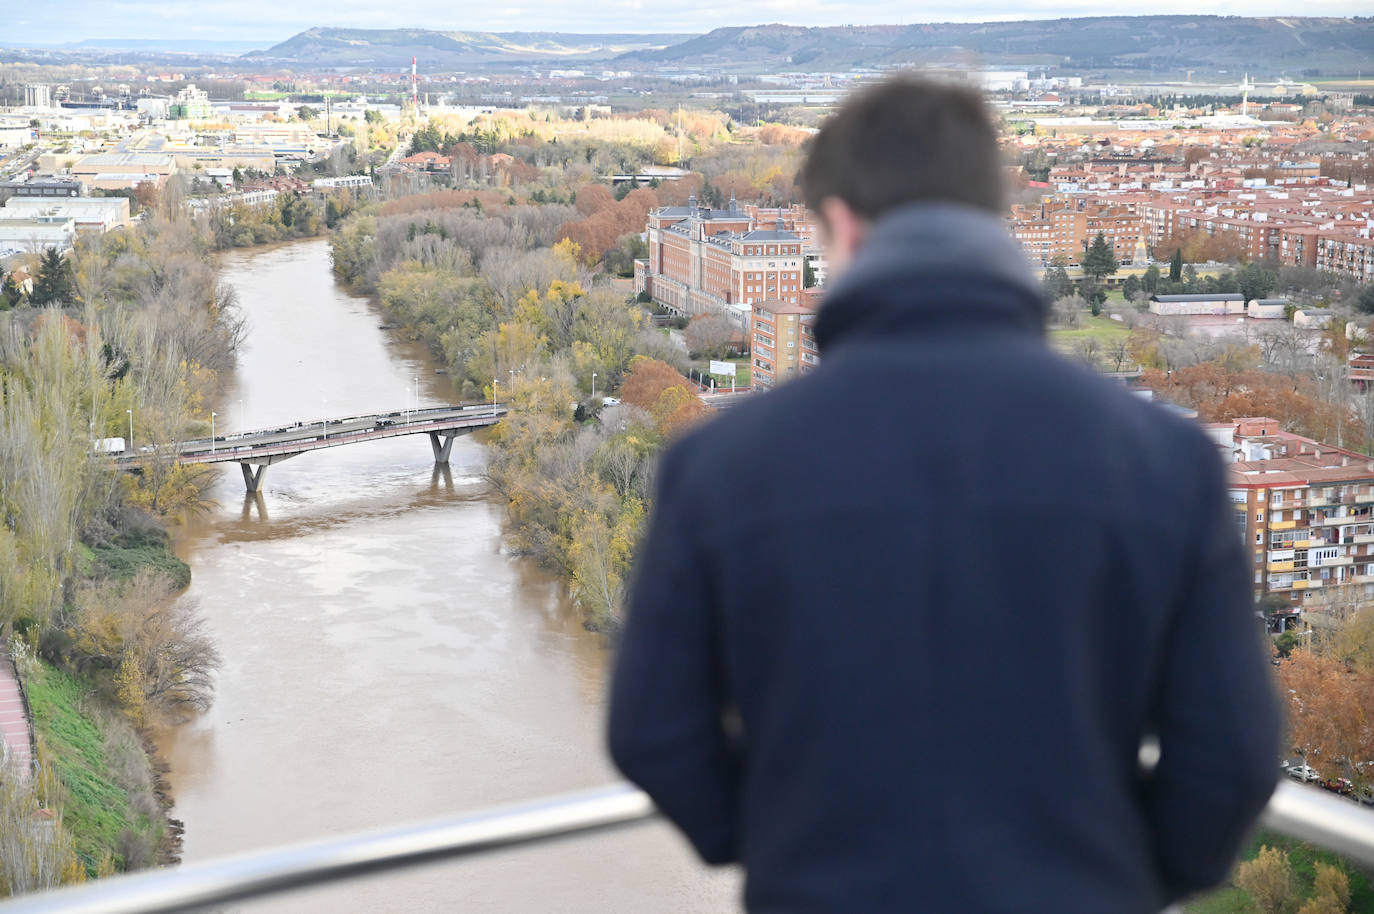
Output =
[{"x1": 608, "y1": 76, "x2": 1280, "y2": 914}]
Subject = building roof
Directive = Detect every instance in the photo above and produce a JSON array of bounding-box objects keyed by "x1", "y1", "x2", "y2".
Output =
[
  {"x1": 753, "y1": 298, "x2": 816, "y2": 316},
  {"x1": 1151, "y1": 293, "x2": 1246, "y2": 302}
]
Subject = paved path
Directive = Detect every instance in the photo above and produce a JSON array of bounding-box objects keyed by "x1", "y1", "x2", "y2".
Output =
[{"x1": 0, "y1": 656, "x2": 33, "y2": 779}]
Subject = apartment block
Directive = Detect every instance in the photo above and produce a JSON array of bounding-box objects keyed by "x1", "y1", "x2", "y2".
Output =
[
  {"x1": 751, "y1": 298, "x2": 818, "y2": 390},
  {"x1": 1215, "y1": 417, "x2": 1374, "y2": 616}
]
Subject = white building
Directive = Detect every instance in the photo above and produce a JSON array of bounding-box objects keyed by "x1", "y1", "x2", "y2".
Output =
[
  {"x1": 1148, "y1": 293, "x2": 1246, "y2": 316},
  {"x1": 0, "y1": 218, "x2": 76, "y2": 256},
  {"x1": 23, "y1": 85, "x2": 51, "y2": 108},
  {"x1": 1247, "y1": 298, "x2": 1289, "y2": 319},
  {"x1": 0, "y1": 196, "x2": 130, "y2": 233}
]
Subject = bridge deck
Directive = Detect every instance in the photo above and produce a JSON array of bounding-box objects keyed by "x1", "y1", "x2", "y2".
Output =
[{"x1": 112, "y1": 404, "x2": 507, "y2": 467}]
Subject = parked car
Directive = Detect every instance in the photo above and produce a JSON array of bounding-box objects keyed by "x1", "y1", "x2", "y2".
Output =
[
  {"x1": 1320, "y1": 776, "x2": 1353, "y2": 795},
  {"x1": 1286, "y1": 763, "x2": 1322, "y2": 783}
]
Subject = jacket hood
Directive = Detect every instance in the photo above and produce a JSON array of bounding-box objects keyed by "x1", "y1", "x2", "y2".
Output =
[{"x1": 813, "y1": 202, "x2": 1048, "y2": 353}]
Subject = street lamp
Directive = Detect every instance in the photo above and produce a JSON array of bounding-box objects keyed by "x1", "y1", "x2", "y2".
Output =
[
  {"x1": 591, "y1": 372, "x2": 597, "y2": 400},
  {"x1": 492, "y1": 378, "x2": 499, "y2": 405},
  {"x1": 211, "y1": 411, "x2": 216, "y2": 456},
  {"x1": 413, "y1": 376, "x2": 418, "y2": 421},
  {"x1": 126, "y1": 409, "x2": 133, "y2": 451}
]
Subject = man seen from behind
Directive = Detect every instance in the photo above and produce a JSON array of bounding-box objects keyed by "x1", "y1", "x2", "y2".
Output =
[{"x1": 608, "y1": 77, "x2": 1281, "y2": 913}]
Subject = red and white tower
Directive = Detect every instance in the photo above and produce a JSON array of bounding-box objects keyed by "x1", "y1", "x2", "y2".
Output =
[{"x1": 411, "y1": 57, "x2": 418, "y2": 107}]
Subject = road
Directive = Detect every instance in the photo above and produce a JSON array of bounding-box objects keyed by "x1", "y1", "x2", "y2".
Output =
[{"x1": 117, "y1": 404, "x2": 506, "y2": 466}]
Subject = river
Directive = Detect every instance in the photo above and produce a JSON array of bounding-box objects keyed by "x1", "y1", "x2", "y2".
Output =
[{"x1": 159, "y1": 239, "x2": 740, "y2": 911}]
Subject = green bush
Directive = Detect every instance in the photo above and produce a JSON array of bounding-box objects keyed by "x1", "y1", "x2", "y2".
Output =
[{"x1": 89, "y1": 527, "x2": 190, "y2": 590}]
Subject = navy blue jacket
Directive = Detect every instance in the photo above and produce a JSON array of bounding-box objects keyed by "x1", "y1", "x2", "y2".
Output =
[{"x1": 608, "y1": 203, "x2": 1280, "y2": 913}]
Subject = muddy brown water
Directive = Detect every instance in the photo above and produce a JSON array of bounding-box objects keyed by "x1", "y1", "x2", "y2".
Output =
[{"x1": 159, "y1": 239, "x2": 740, "y2": 911}]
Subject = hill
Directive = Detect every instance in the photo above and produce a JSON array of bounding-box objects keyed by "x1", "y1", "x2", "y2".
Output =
[
  {"x1": 619, "y1": 17, "x2": 1373, "y2": 76},
  {"x1": 247, "y1": 28, "x2": 690, "y2": 68}
]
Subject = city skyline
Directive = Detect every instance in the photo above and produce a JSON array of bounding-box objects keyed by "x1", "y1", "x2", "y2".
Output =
[{"x1": 4, "y1": 2, "x2": 1371, "y2": 48}]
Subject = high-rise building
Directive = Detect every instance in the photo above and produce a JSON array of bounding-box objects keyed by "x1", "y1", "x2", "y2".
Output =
[
  {"x1": 23, "y1": 84, "x2": 51, "y2": 108},
  {"x1": 169, "y1": 84, "x2": 212, "y2": 120},
  {"x1": 750, "y1": 297, "x2": 818, "y2": 390}
]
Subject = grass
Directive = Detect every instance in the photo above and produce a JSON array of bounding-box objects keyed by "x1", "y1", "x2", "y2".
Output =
[
  {"x1": 713, "y1": 356, "x2": 751, "y2": 388},
  {"x1": 1049, "y1": 312, "x2": 1133, "y2": 347},
  {"x1": 88, "y1": 527, "x2": 190, "y2": 589},
  {"x1": 25, "y1": 661, "x2": 160, "y2": 874},
  {"x1": 1185, "y1": 828, "x2": 1374, "y2": 913}
]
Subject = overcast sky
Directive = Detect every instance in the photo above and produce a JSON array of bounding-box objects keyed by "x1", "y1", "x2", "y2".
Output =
[{"x1": 4, "y1": 0, "x2": 1369, "y2": 47}]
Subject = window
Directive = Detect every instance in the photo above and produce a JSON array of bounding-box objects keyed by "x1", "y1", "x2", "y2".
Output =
[{"x1": 1257, "y1": 512, "x2": 1265, "y2": 522}]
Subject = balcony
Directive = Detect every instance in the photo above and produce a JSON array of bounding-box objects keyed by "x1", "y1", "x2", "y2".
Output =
[
  {"x1": 0, "y1": 781, "x2": 1371, "y2": 914},
  {"x1": 1268, "y1": 561, "x2": 1296, "y2": 573}
]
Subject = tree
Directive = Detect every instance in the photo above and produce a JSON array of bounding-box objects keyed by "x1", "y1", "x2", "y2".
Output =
[
  {"x1": 29, "y1": 249, "x2": 73, "y2": 306},
  {"x1": 1239, "y1": 262, "x2": 1278, "y2": 302},
  {"x1": 1169, "y1": 248, "x2": 1184, "y2": 283},
  {"x1": 1276, "y1": 649, "x2": 1374, "y2": 783},
  {"x1": 1356, "y1": 285, "x2": 1374, "y2": 315},
  {"x1": 0, "y1": 272, "x2": 21, "y2": 309},
  {"x1": 1235, "y1": 845, "x2": 1295, "y2": 914},
  {"x1": 1081, "y1": 232, "x2": 1119, "y2": 283},
  {"x1": 70, "y1": 570, "x2": 220, "y2": 724},
  {"x1": 1143, "y1": 264, "x2": 1161, "y2": 293},
  {"x1": 620, "y1": 356, "x2": 708, "y2": 436},
  {"x1": 296, "y1": 106, "x2": 319, "y2": 121},
  {"x1": 803, "y1": 258, "x2": 816, "y2": 289},
  {"x1": 1042, "y1": 257, "x2": 1074, "y2": 301},
  {"x1": 683, "y1": 313, "x2": 738, "y2": 360},
  {"x1": 1121, "y1": 274, "x2": 1141, "y2": 300}
]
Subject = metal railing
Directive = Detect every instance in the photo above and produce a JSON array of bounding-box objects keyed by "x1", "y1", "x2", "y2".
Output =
[{"x1": 1, "y1": 780, "x2": 1372, "y2": 913}]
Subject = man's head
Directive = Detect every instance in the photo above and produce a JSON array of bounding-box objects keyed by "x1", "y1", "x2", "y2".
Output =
[{"x1": 800, "y1": 78, "x2": 1004, "y2": 277}]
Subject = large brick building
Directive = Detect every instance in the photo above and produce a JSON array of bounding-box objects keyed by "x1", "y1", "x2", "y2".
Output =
[{"x1": 638, "y1": 195, "x2": 808, "y2": 320}]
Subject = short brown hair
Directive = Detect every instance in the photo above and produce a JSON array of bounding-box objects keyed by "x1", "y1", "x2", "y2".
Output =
[{"x1": 800, "y1": 77, "x2": 1004, "y2": 220}]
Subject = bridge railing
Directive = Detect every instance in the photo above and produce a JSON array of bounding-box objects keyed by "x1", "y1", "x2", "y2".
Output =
[
  {"x1": 111, "y1": 404, "x2": 507, "y2": 463},
  {"x1": 0, "y1": 780, "x2": 1371, "y2": 913}
]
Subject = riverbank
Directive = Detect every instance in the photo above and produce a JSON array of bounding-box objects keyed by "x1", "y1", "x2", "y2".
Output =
[{"x1": 11, "y1": 524, "x2": 192, "y2": 881}]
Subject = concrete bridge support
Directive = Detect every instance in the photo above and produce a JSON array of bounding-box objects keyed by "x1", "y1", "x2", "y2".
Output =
[
  {"x1": 428, "y1": 430, "x2": 466, "y2": 464},
  {"x1": 238, "y1": 452, "x2": 302, "y2": 493}
]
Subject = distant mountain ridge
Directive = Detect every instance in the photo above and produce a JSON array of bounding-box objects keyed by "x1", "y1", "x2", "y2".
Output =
[
  {"x1": 247, "y1": 28, "x2": 691, "y2": 67},
  {"x1": 250, "y1": 18, "x2": 1372, "y2": 75},
  {"x1": 618, "y1": 17, "x2": 1373, "y2": 74}
]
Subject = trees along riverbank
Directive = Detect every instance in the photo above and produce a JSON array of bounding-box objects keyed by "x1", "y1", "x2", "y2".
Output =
[
  {"x1": 331, "y1": 185, "x2": 705, "y2": 629},
  {"x1": 0, "y1": 198, "x2": 238, "y2": 894}
]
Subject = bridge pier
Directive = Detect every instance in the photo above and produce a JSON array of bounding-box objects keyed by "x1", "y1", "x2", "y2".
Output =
[
  {"x1": 237, "y1": 452, "x2": 301, "y2": 493},
  {"x1": 428, "y1": 430, "x2": 463, "y2": 464},
  {"x1": 240, "y1": 463, "x2": 267, "y2": 493}
]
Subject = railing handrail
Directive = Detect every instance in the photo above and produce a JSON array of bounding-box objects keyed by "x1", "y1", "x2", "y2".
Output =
[
  {"x1": 1, "y1": 780, "x2": 1371, "y2": 913},
  {"x1": 0, "y1": 784, "x2": 655, "y2": 914}
]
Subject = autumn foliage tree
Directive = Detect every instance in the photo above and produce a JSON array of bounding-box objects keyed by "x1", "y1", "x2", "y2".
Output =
[
  {"x1": 1276, "y1": 647, "x2": 1374, "y2": 785},
  {"x1": 620, "y1": 356, "x2": 709, "y2": 436},
  {"x1": 1235, "y1": 846, "x2": 1296, "y2": 914}
]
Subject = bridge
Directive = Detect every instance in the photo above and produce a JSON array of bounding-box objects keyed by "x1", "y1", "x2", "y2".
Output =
[{"x1": 114, "y1": 404, "x2": 508, "y2": 493}]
